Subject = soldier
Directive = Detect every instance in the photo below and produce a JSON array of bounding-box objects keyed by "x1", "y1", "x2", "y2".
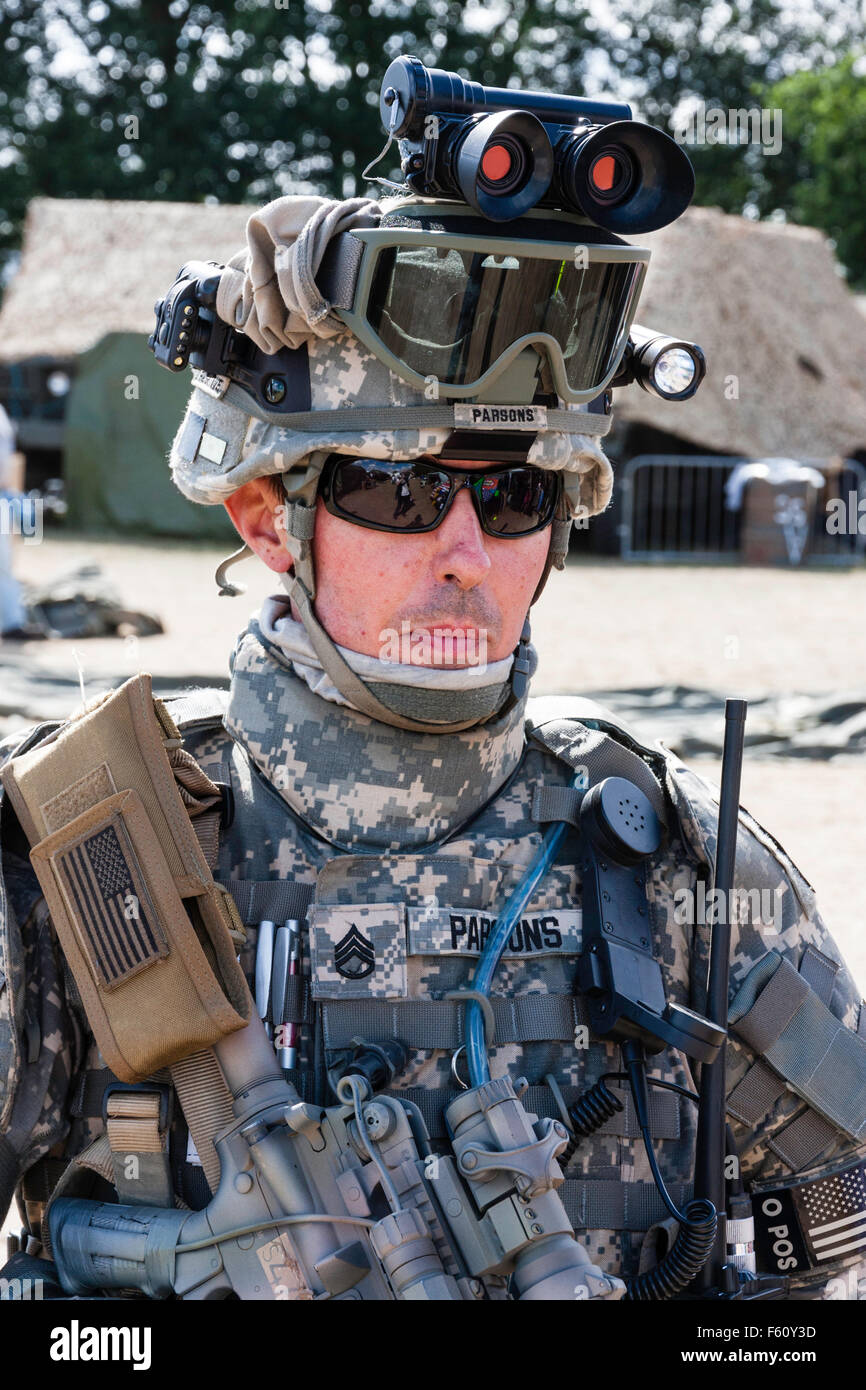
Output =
[
  {"x1": 0, "y1": 403, "x2": 32, "y2": 642},
  {"x1": 2, "y1": 182, "x2": 865, "y2": 1302}
]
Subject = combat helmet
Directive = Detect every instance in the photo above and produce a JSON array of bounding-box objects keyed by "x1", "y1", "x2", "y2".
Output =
[{"x1": 167, "y1": 193, "x2": 626, "y2": 733}]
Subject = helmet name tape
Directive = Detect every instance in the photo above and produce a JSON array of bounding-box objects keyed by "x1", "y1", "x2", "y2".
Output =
[{"x1": 453, "y1": 404, "x2": 547, "y2": 429}]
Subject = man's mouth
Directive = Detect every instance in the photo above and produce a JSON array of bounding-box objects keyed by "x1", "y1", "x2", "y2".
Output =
[{"x1": 411, "y1": 621, "x2": 482, "y2": 633}]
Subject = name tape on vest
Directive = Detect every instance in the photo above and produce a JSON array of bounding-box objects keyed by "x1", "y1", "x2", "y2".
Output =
[{"x1": 408, "y1": 907, "x2": 581, "y2": 957}]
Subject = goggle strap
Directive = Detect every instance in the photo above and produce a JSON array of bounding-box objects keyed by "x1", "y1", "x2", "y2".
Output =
[
  {"x1": 223, "y1": 381, "x2": 614, "y2": 436},
  {"x1": 319, "y1": 226, "x2": 648, "y2": 312},
  {"x1": 317, "y1": 231, "x2": 367, "y2": 313}
]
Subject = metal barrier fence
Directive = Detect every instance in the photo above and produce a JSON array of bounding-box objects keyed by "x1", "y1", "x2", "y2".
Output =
[{"x1": 618, "y1": 455, "x2": 866, "y2": 564}]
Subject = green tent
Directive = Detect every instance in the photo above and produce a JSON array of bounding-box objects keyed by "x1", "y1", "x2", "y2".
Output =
[{"x1": 63, "y1": 331, "x2": 236, "y2": 539}]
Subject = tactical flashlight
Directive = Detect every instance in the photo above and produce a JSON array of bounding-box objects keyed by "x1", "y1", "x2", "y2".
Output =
[{"x1": 613, "y1": 324, "x2": 707, "y2": 400}]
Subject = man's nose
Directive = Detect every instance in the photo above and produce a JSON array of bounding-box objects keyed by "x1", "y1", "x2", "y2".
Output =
[{"x1": 432, "y1": 486, "x2": 492, "y2": 589}]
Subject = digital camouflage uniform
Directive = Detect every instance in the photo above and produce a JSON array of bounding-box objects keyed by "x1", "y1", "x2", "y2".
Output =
[
  {"x1": 2, "y1": 605, "x2": 866, "y2": 1297},
  {"x1": 2, "y1": 192, "x2": 865, "y2": 1300}
]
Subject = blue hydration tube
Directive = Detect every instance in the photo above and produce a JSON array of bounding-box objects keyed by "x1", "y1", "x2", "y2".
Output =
[{"x1": 464, "y1": 771, "x2": 583, "y2": 1087}]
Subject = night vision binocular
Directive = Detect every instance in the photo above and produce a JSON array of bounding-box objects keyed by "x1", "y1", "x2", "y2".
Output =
[{"x1": 377, "y1": 54, "x2": 695, "y2": 232}]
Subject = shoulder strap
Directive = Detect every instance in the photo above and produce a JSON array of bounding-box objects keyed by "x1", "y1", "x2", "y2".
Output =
[
  {"x1": 526, "y1": 694, "x2": 664, "y2": 759},
  {"x1": 160, "y1": 686, "x2": 228, "y2": 733},
  {"x1": 0, "y1": 720, "x2": 66, "y2": 769},
  {"x1": 526, "y1": 696, "x2": 669, "y2": 826}
]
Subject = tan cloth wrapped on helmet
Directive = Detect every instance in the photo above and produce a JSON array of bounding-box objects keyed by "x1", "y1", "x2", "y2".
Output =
[{"x1": 216, "y1": 195, "x2": 383, "y2": 353}]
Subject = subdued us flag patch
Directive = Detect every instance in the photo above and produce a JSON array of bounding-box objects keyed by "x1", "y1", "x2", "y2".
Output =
[
  {"x1": 755, "y1": 1159, "x2": 866, "y2": 1276},
  {"x1": 795, "y1": 1165, "x2": 866, "y2": 1263},
  {"x1": 56, "y1": 819, "x2": 168, "y2": 989}
]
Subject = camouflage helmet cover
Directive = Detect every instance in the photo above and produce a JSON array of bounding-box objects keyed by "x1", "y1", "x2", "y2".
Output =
[{"x1": 168, "y1": 194, "x2": 616, "y2": 524}]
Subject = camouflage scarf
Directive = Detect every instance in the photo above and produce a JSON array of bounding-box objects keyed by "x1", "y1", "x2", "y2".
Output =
[{"x1": 224, "y1": 617, "x2": 529, "y2": 851}]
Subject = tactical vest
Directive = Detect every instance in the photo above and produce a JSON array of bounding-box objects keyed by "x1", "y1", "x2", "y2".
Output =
[
  {"x1": 4, "y1": 685, "x2": 866, "y2": 1294},
  {"x1": 147, "y1": 687, "x2": 718, "y2": 1277}
]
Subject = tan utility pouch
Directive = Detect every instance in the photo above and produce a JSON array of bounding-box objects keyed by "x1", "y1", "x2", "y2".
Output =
[{"x1": 1, "y1": 674, "x2": 251, "y2": 1082}]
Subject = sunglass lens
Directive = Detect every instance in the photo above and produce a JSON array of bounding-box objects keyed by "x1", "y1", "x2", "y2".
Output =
[
  {"x1": 477, "y1": 468, "x2": 558, "y2": 534},
  {"x1": 330, "y1": 460, "x2": 449, "y2": 530}
]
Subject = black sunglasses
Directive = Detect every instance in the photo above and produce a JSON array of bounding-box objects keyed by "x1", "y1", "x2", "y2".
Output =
[{"x1": 318, "y1": 454, "x2": 562, "y2": 538}]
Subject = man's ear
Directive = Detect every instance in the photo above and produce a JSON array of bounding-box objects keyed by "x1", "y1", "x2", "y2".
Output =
[{"x1": 224, "y1": 478, "x2": 293, "y2": 574}]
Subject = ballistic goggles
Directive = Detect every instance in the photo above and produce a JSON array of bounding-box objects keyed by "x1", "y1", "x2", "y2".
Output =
[
  {"x1": 318, "y1": 454, "x2": 563, "y2": 538},
  {"x1": 334, "y1": 226, "x2": 650, "y2": 405}
]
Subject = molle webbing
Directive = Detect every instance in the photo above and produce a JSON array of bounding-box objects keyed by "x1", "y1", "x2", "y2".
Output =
[
  {"x1": 767, "y1": 1109, "x2": 839, "y2": 1174},
  {"x1": 561, "y1": 1179, "x2": 692, "y2": 1232},
  {"x1": 388, "y1": 1083, "x2": 681, "y2": 1144},
  {"x1": 528, "y1": 717, "x2": 667, "y2": 826},
  {"x1": 727, "y1": 945, "x2": 847, "y2": 1172},
  {"x1": 726, "y1": 1059, "x2": 785, "y2": 1128},
  {"x1": 321, "y1": 992, "x2": 589, "y2": 1052},
  {"x1": 729, "y1": 950, "x2": 866, "y2": 1144},
  {"x1": 218, "y1": 878, "x2": 315, "y2": 926},
  {"x1": 0, "y1": 674, "x2": 252, "y2": 1084}
]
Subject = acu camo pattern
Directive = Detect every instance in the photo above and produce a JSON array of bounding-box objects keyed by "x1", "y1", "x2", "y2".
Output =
[
  {"x1": 170, "y1": 328, "x2": 614, "y2": 522},
  {"x1": 196, "y1": 621, "x2": 866, "y2": 1294},
  {"x1": 2, "y1": 623, "x2": 866, "y2": 1297},
  {"x1": 0, "y1": 743, "x2": 84, "y2": 1232},
  {"x1": 224, "y1": 617, "x2": 528, "y2": 853}
]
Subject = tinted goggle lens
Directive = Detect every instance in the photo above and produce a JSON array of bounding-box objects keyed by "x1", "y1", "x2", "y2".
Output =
[
  {"x1": 324, "y1": 457, "x2": 560, "y2": 536},
  {"x1": 364, "y1": 244, "x2": 645, "y2": 393}
]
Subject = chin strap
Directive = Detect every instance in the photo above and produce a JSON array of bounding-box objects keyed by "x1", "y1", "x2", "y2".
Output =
[
  {"x1": 283, "y1": 573, "x2": 528, "y2": 734},
  {"x1": 530, "y1": 505, "x2": 573, "y2": 607}
]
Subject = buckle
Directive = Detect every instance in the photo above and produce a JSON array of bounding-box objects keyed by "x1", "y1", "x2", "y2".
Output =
[
  {"x1": 215, "y1": 780, "x2": 234, "y2": 829},
  {"x1": 102, "y1": 1081, "x2": 173, "y2": 1134}
]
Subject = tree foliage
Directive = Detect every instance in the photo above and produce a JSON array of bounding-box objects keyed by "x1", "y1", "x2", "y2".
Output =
[
  {"x1": 755, "y1": 52, "x2": 866, "y2": 287},
  {"x1": 0, "y1": 0, "x2": 863, "y2": 284}
]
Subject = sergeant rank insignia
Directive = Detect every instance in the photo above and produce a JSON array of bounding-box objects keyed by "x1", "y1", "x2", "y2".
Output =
[{"x1": 334, "y1": 924, "x2": 375, "y2": 980}]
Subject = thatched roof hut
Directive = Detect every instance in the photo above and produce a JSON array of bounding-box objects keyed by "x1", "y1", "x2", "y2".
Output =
[
  {"x1": 618, "y1": 207, "x2": 866, "y2": 460},
  {"x1": 1, "y1": 197, "x2": 864, "y2": 459},
  {"x1": 0, "y1": 198, "x2": 256, "y2": 361}
]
